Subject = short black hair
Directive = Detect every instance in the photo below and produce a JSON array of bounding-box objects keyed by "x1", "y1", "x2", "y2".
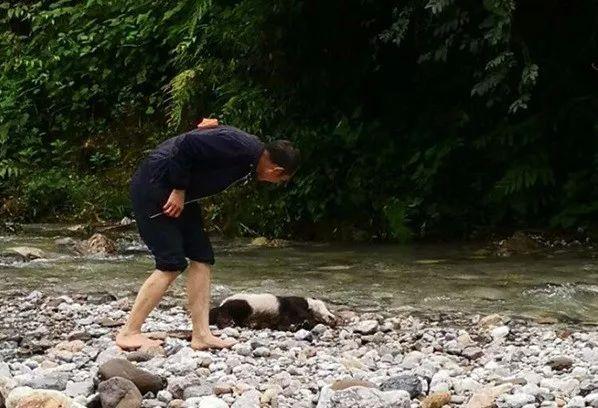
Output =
[{"x1": 265, "y1": 140, "x2": 300, "y2": 175}]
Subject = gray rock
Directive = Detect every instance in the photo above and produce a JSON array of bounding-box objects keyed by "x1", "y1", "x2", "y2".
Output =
[
  {"x1": 401, "y1": 351, "x2": 424, "y2": 369},
  {"x1": 96, "y1": 346, "x2": 126, "y2": 366},
  {"x1": 354, "y1": 320, "x2": 379, "y2": 335},
  {"x1": 5, "y1": 247, "x2": 46, "y2": 260},
  {"x1": 312, "y1": 324, "x2": 328, "y2": 335},
  {"x1": 252, "y1": 347, "x2": 270, "y2": 357},
  {"x1": 453, "y1": 377, "x2": 482, "y2": 394},
  {"x1": 540, "y1": 378, "x2": 580, "y2": 396},
  {"x1": 64, "y1": 379, "x2": 94, "y2": 398},
  {"x1": 182, "y1": 383, "x2": 212, "y2": 399},
  {"x1": 157, "y1": 390, "x2": 173, "y2": 404},
  {"x1": 317, "y1": 385, "x2": 409, "y2": 408},
  {"x1": 249, "y1": 339, "x2": 268, "y2": 350},
  {"x1": 379, "y1": 375, "x2": 422, "y2": 398},
  {"x1": 547, "y1": 356, "x2": 574, "y2": 371},
  {"x1": 163, "y1": 348, "x2": 197, "y2": 375},
  {"x1": 585, "y1": 393, "x2": 598, "y2": 408},
  {"x1": 232, "y1": 344, "x2": 252, "y2": 357},
  {"x1": 18, "y1": 370, "x2": 71, "y2": 391},
  {"x1": 231, "y1": 389, "x2": 260, "y2": 408},
  {"x1": 462, "y1": 346, "x2": 484, "y2": 360},
  {"x1": 167, "y1": 375, "x2": 203, "y2": 400},
  {"x1": 491, "y1": 326, "x2": 510, "y2": 340},
  {"x1": 98, "y1": 377, "x2": 143, "y2": 408},
  {"x1": 187, "y1": 395, "x2": 228, "y2": 408},
  {"x1": 0, "y1": 363, "x2": 11, "y2": 378},
  {"x1": 221, "y1": 328, "x2": 240, "y2": 338},
  {"x1": 294, "y1": 329, "x2": 313, "y2": 342},
  {"x1": 565, "y1": 396, "x2": 586, "y2": 408},
  {"x1": 497, "y1": 393, "x2": 535, "y2": 408}
]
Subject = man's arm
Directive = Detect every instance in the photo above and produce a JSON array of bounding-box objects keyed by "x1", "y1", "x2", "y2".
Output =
[{"x1": 162, "y1": 119, "x2": 218, "y2": 218}]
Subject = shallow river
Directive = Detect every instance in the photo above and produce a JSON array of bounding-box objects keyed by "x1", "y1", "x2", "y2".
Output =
[{"x1": 1, "y1": 224, "x2": 597, "y2": 324}]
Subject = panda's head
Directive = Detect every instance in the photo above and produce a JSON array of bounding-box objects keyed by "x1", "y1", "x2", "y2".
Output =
[{"x1": 306, "y1": 298, "x2": 337, "y2": 326}]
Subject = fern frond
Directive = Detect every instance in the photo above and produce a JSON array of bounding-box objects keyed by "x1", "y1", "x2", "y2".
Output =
[{"x1": 165, "y1": 68, "x2": 199, "y2": 129}]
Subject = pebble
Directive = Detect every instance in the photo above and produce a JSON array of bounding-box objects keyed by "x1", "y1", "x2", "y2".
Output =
[
  {"x1": 496, "y1": 393, "x2": 535, "y2": 408},
  {"x1": 294, "y1": 329, "x2": 313, "y2": 342},
  {"x1": 231, "y1": 389, "x2": 260, "y2": 408},
  {"x1": 253, "y1": 347, "x2": 270, "y2": 357},
  {"x1": 565, "y1": 396, "x2": 586, "y2": 408},
  {"x1": 353, "y1": 320, "x2": 379, "y2": 335},
  {"x1": 585, "y1": 393, "x2": 598, "y2": 408},
  {"x1": 491, "y1": 326, "x2": 510, "y2": 340},
  {"x1": 192, "y1": 395, "x2": 228, "y2": 408},
  {"x1": 547, "y1": 356, "x2": 574, "y2": 371},
  {"x1": 421, "y1": 392, "x2": 451, "y2": 408}
]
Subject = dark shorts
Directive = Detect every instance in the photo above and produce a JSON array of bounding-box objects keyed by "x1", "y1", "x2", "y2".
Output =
[{"x1": 130, "y1": 160, "x2": 214, "y2": 272}]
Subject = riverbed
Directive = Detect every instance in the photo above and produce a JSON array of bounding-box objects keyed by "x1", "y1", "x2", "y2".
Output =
[{"x1": 1, "y1": 224, "x2": 597, "y2": 324}]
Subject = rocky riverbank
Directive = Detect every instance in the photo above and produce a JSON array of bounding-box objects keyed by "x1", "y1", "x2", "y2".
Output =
[{"x1": 0, "y1": 292, "x2": 597, "y2": 408}]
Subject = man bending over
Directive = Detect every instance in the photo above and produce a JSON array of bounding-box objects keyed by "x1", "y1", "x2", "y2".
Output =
[{"x1": 116, "y1": 119, "x2": 300, "y2": 350}]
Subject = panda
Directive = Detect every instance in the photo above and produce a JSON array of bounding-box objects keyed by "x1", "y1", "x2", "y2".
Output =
[{"x1": 209, "y1": 293, "x2": 336, "y2": 331}]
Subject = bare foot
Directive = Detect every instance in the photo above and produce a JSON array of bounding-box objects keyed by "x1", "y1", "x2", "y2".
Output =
[
  {"x1": 191, "y1": 335, "x2": 237, "y2": 351},
  {"x1": 116, "y1": 331, "x2": 163, "y2": 350}
]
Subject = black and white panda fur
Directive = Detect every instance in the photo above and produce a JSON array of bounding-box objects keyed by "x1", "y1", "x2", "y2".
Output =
[{"x1": 209, "y1": 293, "x2": 336, "y2": 331}]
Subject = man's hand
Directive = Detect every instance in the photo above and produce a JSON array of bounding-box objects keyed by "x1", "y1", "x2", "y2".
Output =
[
  {"x1": 163, "y1": 189, "x2": 185, "y2": 218},
  {"x1": 197, "y1": 118, "x2": 219, "y2": 129}
]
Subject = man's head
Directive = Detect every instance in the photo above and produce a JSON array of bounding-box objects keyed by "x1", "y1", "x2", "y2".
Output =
[{"x1": 256, "y1": 140, "x2": 300, "y2": 183}]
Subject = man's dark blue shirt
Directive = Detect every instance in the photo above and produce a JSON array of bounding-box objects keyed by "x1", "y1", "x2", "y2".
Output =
[{"x1": 146, "y1": 126, "x2": 264, "y2": 200}]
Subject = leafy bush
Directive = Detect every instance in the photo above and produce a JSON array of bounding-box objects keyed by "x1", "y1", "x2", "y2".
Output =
[{"x1": 0, "y1": 0, "x2": 596, "y2": 238}]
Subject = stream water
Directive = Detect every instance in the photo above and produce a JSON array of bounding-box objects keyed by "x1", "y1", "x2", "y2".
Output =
[{"x1": 1, "y1": 224, "x2": 597, "y2": 324}]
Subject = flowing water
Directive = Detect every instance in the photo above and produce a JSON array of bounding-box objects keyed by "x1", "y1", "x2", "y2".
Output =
[{"x1": 1, "y1": 224, "x2": 597, "y2": 324}]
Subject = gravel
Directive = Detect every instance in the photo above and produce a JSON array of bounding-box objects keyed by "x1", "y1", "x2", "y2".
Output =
[{"x1": 0, "y1": 291, "x2": 596, "y2": 408}]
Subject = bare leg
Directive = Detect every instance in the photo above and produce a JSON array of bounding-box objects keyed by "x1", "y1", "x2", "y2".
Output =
[
  {"x1": 116, "y1": 270, "x2": 178, "y2": 350},
  {"x1": 187, "y1": 261, "x2": 236, "y2": 350}
]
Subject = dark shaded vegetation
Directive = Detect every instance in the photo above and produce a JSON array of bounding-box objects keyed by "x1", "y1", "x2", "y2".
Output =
[{"x1": 1, "y1": 0, "x2": 596, "y2": 240}]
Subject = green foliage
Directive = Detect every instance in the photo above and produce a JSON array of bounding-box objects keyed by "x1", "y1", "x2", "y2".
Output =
[
  {"x1": 0, "y1": 0, "x2": 596, "y2": 238},
  {"x1": 383, "y1": 199, "x2": 413, "y2": 243}
]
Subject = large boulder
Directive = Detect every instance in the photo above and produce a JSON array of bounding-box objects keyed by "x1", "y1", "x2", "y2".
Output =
[
  {"x1": 99, "y1": 359, "x2": 164, "y2": 395},
  {"x1": 5, "y1": 386, "x2": 85, "y2": 408},
  {"x1": 97, "y1": 377, "x2": 142, "y2": 408}
]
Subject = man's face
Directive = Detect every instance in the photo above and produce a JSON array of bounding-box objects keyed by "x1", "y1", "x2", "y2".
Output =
[{"x1": 258, "y1": 166, "x2": 292, "y2": 184}]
